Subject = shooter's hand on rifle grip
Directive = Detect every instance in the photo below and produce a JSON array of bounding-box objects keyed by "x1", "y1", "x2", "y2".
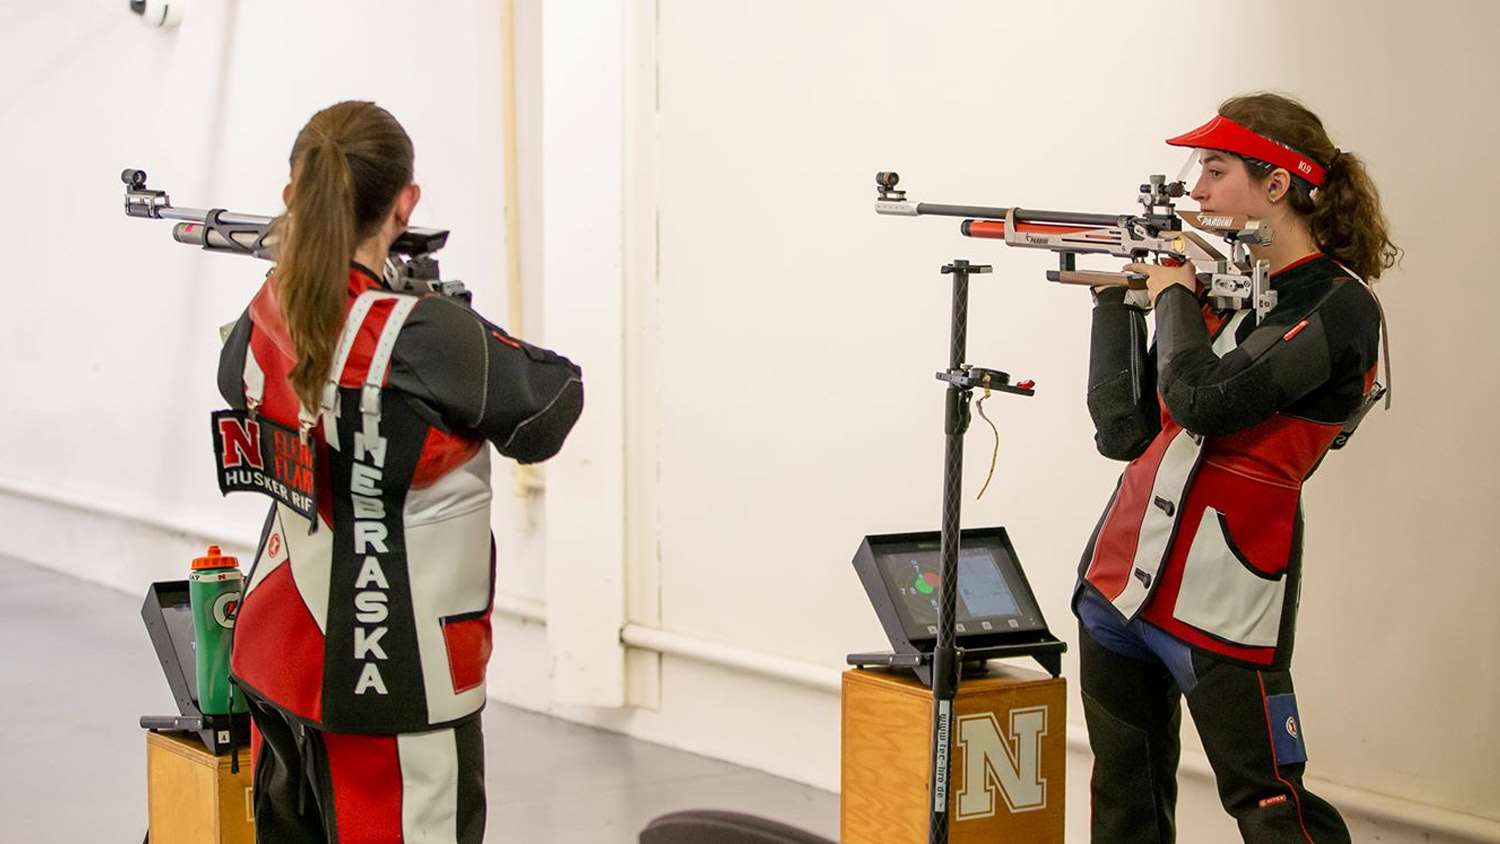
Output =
[{"x1": 1125, "y1": 261, "x2": 1197, "y2": 305}]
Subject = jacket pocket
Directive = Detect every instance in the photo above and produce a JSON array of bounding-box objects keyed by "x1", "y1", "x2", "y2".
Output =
[
  {"x1": 441, "y1": 611, "x2": 493, "y2": 694},
  {"x1": 1172, "y1": 506, "x2": 1286, "y2": 648}
]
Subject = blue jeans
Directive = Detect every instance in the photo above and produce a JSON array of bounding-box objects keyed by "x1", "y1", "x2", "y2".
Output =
[
  {"x1": 1074, "y1": 586, "x2": 1198, "y2": 693},
  {"x1": 1073, "y1": 586, "x2": 1349, "y2": 843}
]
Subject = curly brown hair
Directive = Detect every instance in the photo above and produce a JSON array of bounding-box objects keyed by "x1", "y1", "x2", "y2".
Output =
[{"x1": 1218, "y1": 93, "x2": 1401, "y2": 282}]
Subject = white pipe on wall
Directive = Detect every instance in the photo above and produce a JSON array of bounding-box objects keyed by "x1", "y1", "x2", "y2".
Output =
[
  {"x1": 493, "y1": 589, "x2": 546, "y2": 625},
  {"x1": 500, "y1": 595, "x2": 1500, "y2": 843},
  {"x1": 620, "y1": 622, "x2": 843, "y2": 694}
]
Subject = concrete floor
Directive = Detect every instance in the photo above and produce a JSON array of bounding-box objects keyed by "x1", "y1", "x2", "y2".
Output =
[{"x1": 0, "y1": 553, "x2": 1481, "y2": 843}]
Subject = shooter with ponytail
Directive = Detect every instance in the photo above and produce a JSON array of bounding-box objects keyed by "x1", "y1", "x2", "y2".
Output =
[
  {"x1": 271, "y1": 101, "x2": 414, "y2": 411},
  {"x1": 1075, "y1": 92, "x2": 1391, "y2": 843},
  {"x1": 215, "y1": 101, "x2": 581, "y2": 844},
  {"x1": 1217, "y1": 92, "x2": 1401, "y2": 283}
]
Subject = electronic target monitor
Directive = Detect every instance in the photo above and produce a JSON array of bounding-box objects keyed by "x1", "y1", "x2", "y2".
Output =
[
  {"x1": 850, "y1": 527, "x2": 1062, "y2": 680},
  {"x1": 139, "y1": 580, "x2": 250, "y2": 754}
]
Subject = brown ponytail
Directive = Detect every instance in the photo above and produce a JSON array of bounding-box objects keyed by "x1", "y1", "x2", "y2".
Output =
[
  {"x1": 271, "y1": 101, "x2": 413, "y2": 410},
  {"x1": 1218, "y1": 93, "x2": 1402, "y2": 282}
]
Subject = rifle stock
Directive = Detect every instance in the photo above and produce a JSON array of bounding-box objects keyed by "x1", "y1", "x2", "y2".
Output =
[{"x1": 1047, "y1": 270, "x2": 1148, "y2": 289}]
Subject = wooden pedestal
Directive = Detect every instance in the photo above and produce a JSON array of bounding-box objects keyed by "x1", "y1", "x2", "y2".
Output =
[
  {"x1": 146, "y1": 731, "x2": 256, "y2": 844},
  {"x1": 841, "y1": 665, "x2": 1067, "y2": 844}
]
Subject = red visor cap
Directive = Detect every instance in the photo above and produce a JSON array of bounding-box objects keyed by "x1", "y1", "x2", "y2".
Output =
[{"x1": 1167, "y1": 114, "x2": 1326, "y2": 187}]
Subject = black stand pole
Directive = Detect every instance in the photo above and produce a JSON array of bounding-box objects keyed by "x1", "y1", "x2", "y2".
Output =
[{"x1": 928, "y1": 259, "x2": 989, "y2": 844}]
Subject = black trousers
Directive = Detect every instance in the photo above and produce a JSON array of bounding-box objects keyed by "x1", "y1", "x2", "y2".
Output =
[
  {"x1": 246, "y1": 694, "x2": 486, "y2": 843},
  {"x1": 1079, "y1": 623, "x2": 1350, "y2": 843}
]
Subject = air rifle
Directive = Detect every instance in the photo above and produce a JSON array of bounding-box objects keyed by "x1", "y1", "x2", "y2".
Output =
[
  {"x1": 874, "y1": 171, "x2": 1278, "y2": 319},
  {"x1": 121, "y1": 168, "x2": 470, "y2": 303}
]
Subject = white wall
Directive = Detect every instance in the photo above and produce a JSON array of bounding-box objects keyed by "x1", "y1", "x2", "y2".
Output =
[{"x1": 4, "y1": 0, "x2": 1499, "y2": 840}]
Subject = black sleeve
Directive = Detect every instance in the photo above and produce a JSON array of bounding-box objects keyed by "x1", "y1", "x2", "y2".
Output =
[
  {"x1": 1152, "y1": 282, "x2": 1377, "y2": 437},
  {"x1": 387, "y1": 296, "x2": 584, "y2": 464},
  {"x1": 216, "y1": 308, "x2": 253, "y2": 411},
  {"x1": 1087, "y1": 287, "x2": 1160, "y2": 461}
]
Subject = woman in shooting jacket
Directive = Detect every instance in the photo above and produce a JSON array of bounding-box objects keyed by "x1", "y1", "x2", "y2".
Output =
[
  {"x1": 1075, "y1": 93, "x2": 1397, "y2": 843},
  {"x1": 216, "y1": 101, "x2": 583, "y2": 843}
]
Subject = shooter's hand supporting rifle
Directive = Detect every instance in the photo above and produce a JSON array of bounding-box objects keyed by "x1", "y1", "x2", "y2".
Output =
[{"x1": 1123, "y1": 260, "x2": 1198, "y2": 306}]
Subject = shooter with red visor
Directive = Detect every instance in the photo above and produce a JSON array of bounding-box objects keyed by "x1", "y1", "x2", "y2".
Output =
[{"x1": 1073, "y1": 92, "x2": 1399, "y2": 842}]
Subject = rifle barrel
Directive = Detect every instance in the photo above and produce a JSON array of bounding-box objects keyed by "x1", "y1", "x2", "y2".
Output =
[
  {"x1": 149, "y1": 205, "x2": 273, "y2": 227},
  {"x1": 169, "y1": 215, "x2": 448, "y2": 259},
  {"x1": 915, "y1": 203, "x2": 1120, "y2": 227}
]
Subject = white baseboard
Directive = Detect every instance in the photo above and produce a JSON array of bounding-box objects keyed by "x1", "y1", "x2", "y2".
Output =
[{"x1": 0, "y1": 476, "x2": 260, "y2": 594}]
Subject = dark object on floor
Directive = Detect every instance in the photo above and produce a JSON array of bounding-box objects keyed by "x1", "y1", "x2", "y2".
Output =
[{"x1": 640, "y1": 810, "x2": 837, "y2": 844}]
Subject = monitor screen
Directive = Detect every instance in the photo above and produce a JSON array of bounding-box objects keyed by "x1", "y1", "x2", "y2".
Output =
[
  {"x1": 143, "y1": 581, "x2": 202, "y2": 708},
  {"x1": 159, "y1": 600, "x2": 201, "y2": 704},
  {"x1": 872, "y1": 533, "x2": 1046, "y2": 643}
]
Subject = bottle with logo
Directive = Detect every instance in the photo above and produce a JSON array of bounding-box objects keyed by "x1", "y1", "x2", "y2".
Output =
[{"x1": 190, "y1": 545, "x2": 248, "y2": 715}]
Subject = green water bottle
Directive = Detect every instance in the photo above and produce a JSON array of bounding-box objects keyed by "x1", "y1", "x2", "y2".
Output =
[{"x1": 190, "y1": 545, "x2": 248, "y2": 715}]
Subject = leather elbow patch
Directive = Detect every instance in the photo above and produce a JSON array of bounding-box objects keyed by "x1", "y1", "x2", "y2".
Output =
[
  {"x1": 1088, "y1": 370, "x2": 1156, "y2": 458},
  {"x1": 502, "y1": 379, "x2": 585, "y2": 464},
  {"x1": 1086, "y1": 369, "x2": 1137, "y2": 415}
]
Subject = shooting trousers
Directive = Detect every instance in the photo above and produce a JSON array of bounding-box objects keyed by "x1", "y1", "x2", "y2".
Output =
[{"x1": 246, "y1": 692, "x2": 486, "y2": 844}]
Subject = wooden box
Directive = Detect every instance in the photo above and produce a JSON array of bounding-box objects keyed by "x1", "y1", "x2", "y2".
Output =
[
  {"x1": 146, "y1": 730, "x2": 256, "y2": 844},
  {"x1": 841, "y1": 665, "x2": 1067, "y2": 844}
]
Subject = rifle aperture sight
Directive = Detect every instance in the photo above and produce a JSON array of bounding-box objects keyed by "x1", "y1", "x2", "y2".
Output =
[
  {"x1": 1138, "y1": 174, "x2": 1188, "y2": 216},
  {"x1": 875, "y1": 171, "x2": 906, "y2": 202},
  {"x1": 122, "y1": 167, "x2": 169, "y2": 219},
  {"x1": 1139, "y1": 174, "x2": 1185, "y2": 196}
]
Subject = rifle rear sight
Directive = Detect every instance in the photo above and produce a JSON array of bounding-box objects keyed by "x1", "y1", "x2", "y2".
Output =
[
  {"x1": 875, "y1": 171, "x2": 905, "y2": 202},
  {"x1": 1139, "y1": 174, "x2": 1187, "y2": 213}
]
